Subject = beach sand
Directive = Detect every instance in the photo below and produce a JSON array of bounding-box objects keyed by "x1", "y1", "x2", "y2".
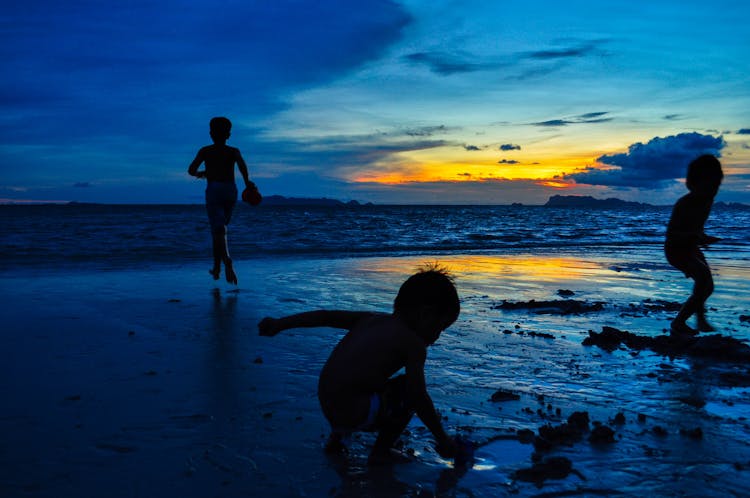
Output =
[{"x1": 1, "y1": 252, "x2": 750, "y2": 497}]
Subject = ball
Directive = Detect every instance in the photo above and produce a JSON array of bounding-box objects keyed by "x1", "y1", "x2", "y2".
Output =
[{"x1": 242, "y1": 185, "x2": 262, "y2": 206}]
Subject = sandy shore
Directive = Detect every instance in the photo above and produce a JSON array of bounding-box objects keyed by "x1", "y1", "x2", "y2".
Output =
[{"x1": 1, "y1": 253, "x2": 749, "y2": 497}]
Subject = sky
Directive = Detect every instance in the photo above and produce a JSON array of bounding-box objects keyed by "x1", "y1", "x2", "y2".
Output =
[{"x1": 1, "y1": 0, "x2": 749, "y2": 205}]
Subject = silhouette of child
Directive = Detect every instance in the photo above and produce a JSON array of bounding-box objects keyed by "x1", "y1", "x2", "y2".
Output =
[
  {"x1": 188, "y1": 117, "x2": 254, "y2": 285},
  {"x1": 665, "y1": 154, "x2": 723, "y2": 336},
  {"x1": 258, "y1": 267, "x2": 464, "y2": 465}
]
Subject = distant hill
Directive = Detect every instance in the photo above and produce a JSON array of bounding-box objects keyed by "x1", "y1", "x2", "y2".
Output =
[
  {"x1": 714, "y1": 201, "x2": 750, "y2": 209},
  {"x1": 260, "y1": 195, "x2": 370, "y2": 207},
  {"x1": 544, "y1": 195, "x2": 652, "y2": 208}
]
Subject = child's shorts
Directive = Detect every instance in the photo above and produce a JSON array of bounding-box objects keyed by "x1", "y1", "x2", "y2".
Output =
[
  {"x1": 359, "y1": 374, "x2": 414, "y2": 432},
  {"x1": 205, "y1": 181, "x2": 237, "y2": 231},
  {"x1": 665, "y1": 245, "x2": 708, "y2": 278}
]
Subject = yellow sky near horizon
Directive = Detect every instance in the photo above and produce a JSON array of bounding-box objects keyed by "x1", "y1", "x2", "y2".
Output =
[{"x1": 349, "y1": 145, "x2": 610, "y2": 186}]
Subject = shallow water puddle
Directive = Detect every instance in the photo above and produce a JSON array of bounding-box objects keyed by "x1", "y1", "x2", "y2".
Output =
[
  {"x1": 704, "y1": 387, "x2": 750, "y2": 419},
  {"x1": 471, "y1": 438, "x2": 535, "y2": 470}
]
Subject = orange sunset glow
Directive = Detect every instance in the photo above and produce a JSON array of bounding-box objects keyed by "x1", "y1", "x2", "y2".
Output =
[{"x1": 350, "y1": 147, "x2": 599, "y2": 186}]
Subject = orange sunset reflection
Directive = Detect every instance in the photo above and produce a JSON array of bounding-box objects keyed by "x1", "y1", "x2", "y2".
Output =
[{"x1": 356, "y1": 254, "x2": 620, "y2": 286}]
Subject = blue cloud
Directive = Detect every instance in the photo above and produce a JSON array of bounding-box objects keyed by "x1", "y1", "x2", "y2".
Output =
[
  {"x1": 738, "y1": 128, "x2": 750, "y2": 134},
  {"x1": 526, "y1": 41, "x2": 601, "y2": 60},
  {"x1": 404, "y1": 40, "x2": 608, "y2": 76},
  {"x1": 499, "y1": 144, "x2": 521, "y2": 151},
  {"x1": 0, "y1": 0, "x2": 412, "y2": 146},
  {"x1": 403, "y1": 52, "x2": 487, "y2": 75},
  {"x1": 532, "y1": 112, "x2": 611, "y2": 127},
  {"x1": 568, "y1": 132, "x2": 726, "y2": 188}
]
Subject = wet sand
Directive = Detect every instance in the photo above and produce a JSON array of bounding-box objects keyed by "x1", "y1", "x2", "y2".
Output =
[{"x1": 1, "y1": 252, "x2": 749, "y2": 497}]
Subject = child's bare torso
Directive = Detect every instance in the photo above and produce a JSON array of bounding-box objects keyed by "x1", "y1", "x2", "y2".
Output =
[{"x1": 317, "y1": 313, "x2": 425, "y2": 427}]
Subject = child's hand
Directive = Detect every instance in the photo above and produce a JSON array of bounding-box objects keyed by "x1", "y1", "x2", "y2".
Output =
[
  {"x1": 258, "y1": 317, "x2": 281, "y2": 336},
  {"x1": 701, "y1": 235, "x2": 721, "y2": 246},
  {"x1": 435, "y1": 435, "x2": 459, "y2": 459}
]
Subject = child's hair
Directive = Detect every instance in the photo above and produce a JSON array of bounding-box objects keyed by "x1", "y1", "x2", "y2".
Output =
[
  {"x1": 209, "y1": 117, "x2": 232, "y2": 139},
  {"x1": 686, "y1": 154, "x2": 723, "y2": 192},
  {"x1": 394, "y1": 264, "x2": 460, "y2": 327}
]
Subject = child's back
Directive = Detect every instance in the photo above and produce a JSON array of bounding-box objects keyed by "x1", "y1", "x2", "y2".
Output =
[{"x1": 318, "y1": 312, "x2": 424, "y2": 429}]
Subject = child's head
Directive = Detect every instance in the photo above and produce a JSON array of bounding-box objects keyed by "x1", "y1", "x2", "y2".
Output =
[
  {"x1": 394, "y1": 265, "x2": 460, "y2": 343},
  {"x1": 209, "y1": 116, "x2": 232, "y2": 143},
  {"x1": 686, "y1": 154, "x2": 723, "y2": 196}
]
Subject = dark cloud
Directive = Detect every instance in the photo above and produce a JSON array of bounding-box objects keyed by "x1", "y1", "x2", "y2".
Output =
[
  {"x1": 499, "y1": 144, "x2": 521, "y2": 151},
  {"x1": 403, "y1": 52, "x2": 487, "y2": 75},
  {"x1": 664, "y1": 114, "x2": 684, "y2": 121},
  {"x1": 404, "y1": 125, "x2": 447, "y2": 137},
  {"x1": 405, "y1": 40, "x2": 608, "y2": 77},
  {"x1": 567, "y1": 132, "x2": 726, "y2": 188},
  {"x1": 464, "y1": 145, "x2": 482, "y2": 151},
  {"x1": 498, "y1": 159, "x2": 519, "y2": 164},
  {"x1": 73, "y1": 182, "x2": 91, "y2": 188},
  {"x1": 532, "y1": 112, "x2": 611, "y2": 127},
  {"x1": 252, "y1": 133, "x2": 450, "y2": 174},
  {"x1": 525, "y1": 41, "x2": 602, "y2": 60},
  {"x1": 534, "y1": 119, "x2": 571, "y2": 127},
  {"x1": 0, "y1": 0, "x2": 412, "y2": 145},
  {"x1": 578, "y1": 112, "x2": 608, "y2": 119},
  {"x1": 738, "y1": 128, "x2": 750, "y2": 134}
]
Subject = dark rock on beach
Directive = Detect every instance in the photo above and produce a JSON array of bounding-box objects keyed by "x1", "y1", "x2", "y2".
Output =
[
  {"x1": 533, "y1": 412, "x2": 591, "y2": 451},
  {"x1": 582, "y1": 326, "x2": 750, "y2": 363},
  {"x1": 513, "y1": 456, "x2": 579, "y2": 485},
  {"x1": 496, "y1": 299, "x2": 605, "y2": 314},
  {"x1": 490, "y1": 389, "x2": 521, "y2": 402},
  {"x1": 589, "y1": 425, "x2": 616, "y2": 444}
]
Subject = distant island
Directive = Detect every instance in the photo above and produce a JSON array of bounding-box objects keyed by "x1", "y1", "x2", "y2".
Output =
[
  {"x1": 544, "y1": 195, "x2": 652, "y2": 208},
  {"x1": 260, "y1": 195, "x2": 371, "y2": 207},
  {"x1": 544, "y1": 195, "x2": 748, "y2": 209}
]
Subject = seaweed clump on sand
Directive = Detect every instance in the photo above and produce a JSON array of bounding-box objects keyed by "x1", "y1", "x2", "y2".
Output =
[
  {"x1": 512, "y1": 456, "x2": 584, "y2": 486},
  {"x1": 532, "y1": 411, "x2": 592, "y2": 452},
  {"x1": 513, "y1": 411, "x2": 616, "y2": 487},
  {"x1": 583, "y1": 326, "x2": 750, "y2": 363},
  {"x1": 495, "y1": 299, "x2": 605, "y2": 315}
]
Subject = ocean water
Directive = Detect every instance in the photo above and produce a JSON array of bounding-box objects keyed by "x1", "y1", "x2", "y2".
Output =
[{"x1": 2, "y1": 203, "x2": 749, "y2": 270}]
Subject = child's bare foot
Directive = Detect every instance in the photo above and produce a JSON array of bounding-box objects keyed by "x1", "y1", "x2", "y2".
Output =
[
  {"x1": 367, "y1": 447, "x2": 413, "y2": 466},
  {"x1": 324, "y1": 433, "x2": 348, "y2": 455},
  {"x1": 696, "y1": 316, "x2": 716, "y2": 332},
  {"x1": 209, "y1": 267, "x2": 220, "y2": 280},
  {"x1": 225, "y1": 260, "x2": 238, "y2": 285},
  {"x1": 670, "y1": 321, "x2": 698, "y2": 337}
]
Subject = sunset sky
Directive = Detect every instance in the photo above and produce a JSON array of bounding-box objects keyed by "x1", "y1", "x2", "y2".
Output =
[{"x1": 2, "y1": 0, "x2": 749, "y2": 205}]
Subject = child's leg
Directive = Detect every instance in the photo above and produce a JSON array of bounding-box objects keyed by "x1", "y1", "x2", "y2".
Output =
[
  {"x1": 221, "y1": 198, "x2": 237, "y2": 285},
  {"x1": 370, "y1": 375, "x2": 415, "y2": 463},
  {"x1": 211, "y1": 226, "x2": 237, "y2": 285},
  {"x1": 672, "y1": 257, "x2": 713, "y2": 333},
  {"x1": 209, "y1": 228, "x2": 222, "y2": 279},
  {"x1": 694, "y1": 268, "x2": 715, "y2": 332}
]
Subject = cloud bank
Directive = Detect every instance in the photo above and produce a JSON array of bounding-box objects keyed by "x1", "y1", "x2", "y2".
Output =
[{"x1": 568, "y1": 132, "x2": 726, "y2": 188}]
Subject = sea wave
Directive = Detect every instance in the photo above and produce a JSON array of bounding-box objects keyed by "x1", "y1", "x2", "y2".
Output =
[{"x1": 1, "y1": 204, "x2": 748, "y2": 269}]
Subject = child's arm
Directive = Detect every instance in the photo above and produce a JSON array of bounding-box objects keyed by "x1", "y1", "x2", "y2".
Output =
[
  {"x1": 235, "y1": 150, "x2": 254, "y2": 189},
  {"x1": 699, "y1": 234, "x2": 721, "y2": 246},
  {"x1": 258, "y1": 311, "x2": 373, "y2": 337},
  {"x1": 187, "y1": 150, "x2": 206, "y2": 178},
  {"x1": 405, "y1": 345, "x2": 458, "y2": 458}
]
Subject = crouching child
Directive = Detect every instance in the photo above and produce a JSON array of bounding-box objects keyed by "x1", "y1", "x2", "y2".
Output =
[{"x1": 258, "y1": 267, "x2": 462, "y2": 464}]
